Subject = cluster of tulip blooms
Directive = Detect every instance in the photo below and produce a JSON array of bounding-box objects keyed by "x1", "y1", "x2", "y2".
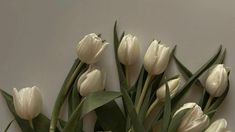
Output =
[{"x1": 1, "y1": 23, "x2": 231, "y2": 132}]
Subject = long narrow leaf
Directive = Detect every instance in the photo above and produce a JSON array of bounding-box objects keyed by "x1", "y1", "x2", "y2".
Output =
[
  {"x1": 172, "y1": 45, "x2": 222, "y2": 108},
  {"x1": 134, "y1": 67, "x2": 145, "y2": 106},
  {"x1": 161, "y1": 80, "x2": 171, "y2": 132},
  {"x1": 4, "y1": 120, "x2": 14, "y2": 132},
  {"x1": 50, "y1": 59, "x2": 85, "y2": 132},
  {"x1": 113, "y1": 21, "x2": 145, "y2": 132},
  {"x1": 68, "y1": 66, "x2": 87, "y2": 117}
]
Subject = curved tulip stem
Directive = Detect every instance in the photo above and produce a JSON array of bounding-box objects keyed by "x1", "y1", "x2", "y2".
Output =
[
  {"x1": 204, "y1": 96, "x2": 214, "y2": 112},
  {"x1": 125, "y1": 66, "x2": 130, "y2": 87},
  {"x1": 146, "y1": 98, "x2": 159, "y2": 117},
  {"x1": 136, "y1": 74, "x2": 152, "y2": 113},
  {"x1": 29, "y1": 119, "x2": 34, "y2": 130},
  {"x1": 49, "y1": 62, "x2": 84, "y2": 132}
]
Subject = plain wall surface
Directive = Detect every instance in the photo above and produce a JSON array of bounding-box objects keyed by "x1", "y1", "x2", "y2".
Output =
[{"x1": 0, "y1": 0, "x2": 235, "y2": 131}]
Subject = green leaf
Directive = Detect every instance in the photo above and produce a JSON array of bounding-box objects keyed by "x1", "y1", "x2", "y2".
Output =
[
  {"x1": 134, "y1": 66, "x2": 145, "y2": 107},
  {"x1": 4, "y1": 119, "x2": 14, "y2": 132},
  {"x1": 0, "y1": 89, "x2": 59, "y2": 132},
  {"x1": 68, "y1": 67, "x2": 87, "y2": 118},
  {"x1": 174, "y1": 55, "x2": 208, "y2": 108},
  {"x1": 139, "y1": 82, "x2": 152, "y2": 122},
  {"x1": 96, "y1": 101, "x2": 126, "y2": 132},
  {"x1": 172, "y1": 45, "x2": 222, "y2": 108},
  {"x1": 113, "y1": 21, "x2": 146, "y2": 132},
  {"x1": 161, "y1": 80, "x2": 171, "y2": 132},
  {"x1": 168, "y1": 108, "x2": 190, "y2": 132},
  {"x1": 173, "y1": 55, "x2": 203, "y2": 87},
  {"x1": 50, "y1": 59, "x2": 85, "y2": 132},
  {"x1": 59, "y1": 119, "x2": 66, "y2": 129},
  {"x1": 62, "y1": 91, "x2": 122, "y2": 132},
  {"x1": 174, "y1": 47, "x2": 226, "y2": 110},
  {"x1": 216, "y1": 49, "x2": 226, "y2": 64}
]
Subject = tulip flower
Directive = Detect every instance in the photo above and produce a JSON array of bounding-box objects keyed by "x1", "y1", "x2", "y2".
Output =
[
  {"x1": 205, "y1": 118, "x2": 230, "y2": 132},
  {"x1": 144, "y1": 40, "x2": 171, "y2": 75},
  {"x1": 13, "y1": 86, "x2": 43, "y2": 128},
  {"x1": 118, "y1": 34, "x2": 140, "y2": 65},
  {"x1": 156, "y1": 77, "x2": 181, "y2": 101},
  {"x1": 205, "y1": 64, "x2": 228, "y2": 97},
  {"x1": 146, "y1": 77, "x2": 180, "y2": 117},
  {"x1": 76, "y1": 33, "x2": 108, "y2": 64},
  {"x1": 174, "y1": 102, "x2": 209, "y2": 132},
  {"x1": 77, "y1": 67, "x2": 106, "y2": 96},
  {"x1": 137, "y1": 40, "x2": 171, "y2": 113}
]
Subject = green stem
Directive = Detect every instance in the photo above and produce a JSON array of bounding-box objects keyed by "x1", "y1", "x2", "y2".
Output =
[
  {"x1": 29, "y1": 119, "x2": 34, "y2": 130},
  {"x1": 125, "y1": 66, "x2": 130, "y2": 87},
  {"x1": 136, "y1": 74, "x2": 152, "y2": 113},
  {"x1": 145, "y1": 98, "x2": 159, "y2": 118},
  {"x1": 204, "y1": 96, "x2": 213, "y2": 112},
  {"x1": 49, "y1": 62, "x2": 84, "y2": 132},
  {"x1": 62, "y1": 97, "x2": 85, "y2": 132}
]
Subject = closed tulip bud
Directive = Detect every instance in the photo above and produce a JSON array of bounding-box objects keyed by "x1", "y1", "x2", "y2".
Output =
[
  {"x1": 174, "y1": 102, "x2": 209, "y2": 132},
  {"x1": 205, "y1": 64, "x2": 228, "y2": 97},
  {"x1": 76, "y1": 33, "x2": 108, "y2": 64},
  {"x1": 205, "y1": 119, "x2": 230, "y2": 132},
  {"x1": 118, "y1": 34, "x2": 140, "y2": 65},
  {"x1": 144, "y1": 40, "x2": 171, "y2": 75},
  {"x1": 156, "y1": 77, "x2": 180, "y2": 101},
  {"x1": 13, "y1": 86, "x2": 43, "y2": 120},
  {"x1": 77, "y1": 67, "x2": 106, "y2": 96}
]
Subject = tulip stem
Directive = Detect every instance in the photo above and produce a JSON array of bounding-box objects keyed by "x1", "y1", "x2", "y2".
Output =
[
  {"x1": 125, "y1": 66, "x2": 130, "y2": 87},
  {"x1": 49, "y1": 61, "x2": 84, "y2": 132},
  {"x1": 29, "y1": 119, "x2": 34, "y2": 130},
  {"x1": 136, "y1": 74, "x2": 152, "y2": 113},
  {"x1": 204, "y1": 96, "x2": 213, "y2": 112},
  {"x1": 146, "y1": 98, "x2": 159, "y2": 117}
]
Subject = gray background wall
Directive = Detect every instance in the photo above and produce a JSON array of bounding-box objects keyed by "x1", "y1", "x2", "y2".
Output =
[{"x1": 0, "y1": 0, "x2": 234, "y2": 131}]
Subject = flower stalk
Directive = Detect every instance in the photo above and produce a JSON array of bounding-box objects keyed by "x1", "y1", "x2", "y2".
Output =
[
  {"x1": 136, "y1": 74, "x2": 152, "y2": 113},
  {"x1": 146, "y1": 98, "x2": 159, "y2": 117},
  {"x1": 204, "y1": 96, "x2": 214, "y2": 113}
]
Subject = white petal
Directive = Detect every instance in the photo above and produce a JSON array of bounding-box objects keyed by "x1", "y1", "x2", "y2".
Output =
[
  {"x1": 144, "y1": 40, "x2": 159, "y2": 74},
  {"x1": 13, "y1": 88, "x2": 24, "y2": 119},
  {"x1": 205, "y1": 119, "x2": 228, "y2": 132},
  {"x1": 28, "y1": 86, "x2": 42, "y2": 119}
]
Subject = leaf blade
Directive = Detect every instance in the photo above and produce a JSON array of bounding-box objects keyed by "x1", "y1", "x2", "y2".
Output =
[{"x1": 62, "y1": 91, "x2": 122, "y2": 132}]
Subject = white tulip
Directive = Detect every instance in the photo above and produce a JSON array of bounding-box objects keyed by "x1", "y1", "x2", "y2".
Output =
[
  {"x1": 76, "y1": 33, "x2": 108, "y2": 64},
  {"x1": 13, "y1": 86, "x2": 43, "y2": 120},
  {"x1": 205, "y1": 64, "x2": 228, "y2": 97},
  {"x1": 118, "y1": 34, "x2": 140, "y2": 65},
  {"x1": 174, "y1": 102, "x2": 209, "y2": 132},
  {"x1": 156, "y1": 77, "x2": 180, "y2": 101},
  {"x1": 144, "y1": 40, "x2": 171, "y2": 75},
  {"x1": 205, "y1": 118, "x2": 230, "y2": 132},
  {"x1": 77, "y1": 67, "x2": 106, "y2": 96}
]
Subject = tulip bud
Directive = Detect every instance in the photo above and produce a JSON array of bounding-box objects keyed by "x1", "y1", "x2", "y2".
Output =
[
  {"x1": 205, "y1": 64, "x2": 228, "y2": 97},
  {"x1": 13, "y1": 86, "x2": 43, "y2": 120},
  {"x1": 144, "y1": 40, "x2": 171, "y2": 75},
  {"x1": 76, "y1": 33, "x2": 108, "y2": 64},
  {"x1": 118, "y1": 34, "x2": 140, "y2": 65},
  {"x1": 174, "y1": 102, "x2": 209, "y2": 132},
  {"x1": 77, "y1": 67, "x2": 106, "y2": 96},
  {"x1": 156, "y1": 77, "x2": 180, "y2": 101},
  {"x1": 205, "y1": 118, "x2": 230, "y2": 132}
]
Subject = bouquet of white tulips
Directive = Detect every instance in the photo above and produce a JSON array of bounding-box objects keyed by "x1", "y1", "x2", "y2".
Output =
[{"x1": 1, "y1": 22, "x2": 231, "y2": 132}]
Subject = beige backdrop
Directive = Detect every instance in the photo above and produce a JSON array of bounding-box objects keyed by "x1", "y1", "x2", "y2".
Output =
[{"x1": 0, "y1": 0, "x2": 234, "y2": 131}]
